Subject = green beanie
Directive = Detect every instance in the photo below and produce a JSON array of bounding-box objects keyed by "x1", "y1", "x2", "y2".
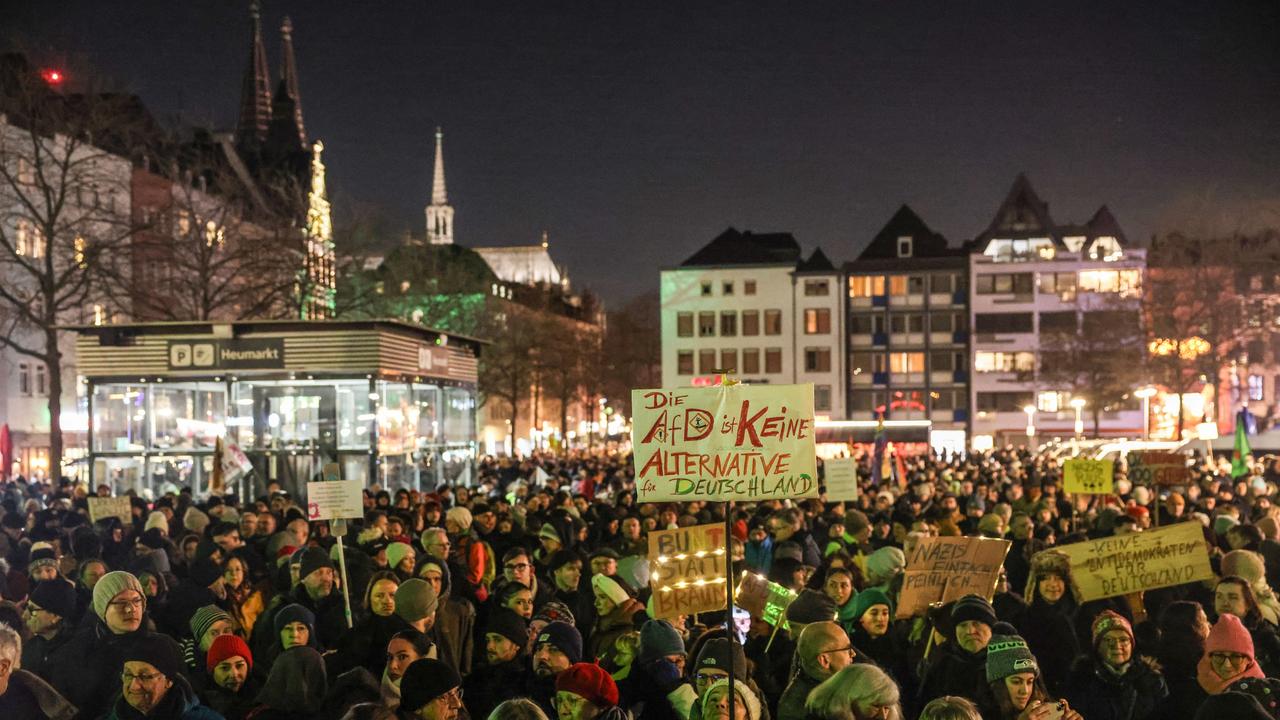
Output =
[{"x1": 850, "y1": 588, "x2": 893, "y2": 622}]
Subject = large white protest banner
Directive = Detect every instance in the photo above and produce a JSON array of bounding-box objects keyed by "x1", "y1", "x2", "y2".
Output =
[
  {"x1": 631, "y1": 383, "x2": 817, "y2": 502},
  {"x1": 1056, "y1": 521, "x2": 1213, "y2": 601}
]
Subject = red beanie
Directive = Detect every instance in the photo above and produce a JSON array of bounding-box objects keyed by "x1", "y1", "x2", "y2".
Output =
[
  {"x1": 1206, "y1": 613, "x2": 1256, "y2": 658},
  {"x1": 555, "y1": 663, "x2": 619, "y2": 708},
  {"x1": 206, "y1": 633, "x2": 253, "y2": 674}
]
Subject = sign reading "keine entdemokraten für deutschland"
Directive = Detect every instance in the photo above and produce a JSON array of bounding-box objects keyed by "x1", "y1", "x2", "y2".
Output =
[{"x1": 631, "y1": 383, "x2": 817, "y2": 502}]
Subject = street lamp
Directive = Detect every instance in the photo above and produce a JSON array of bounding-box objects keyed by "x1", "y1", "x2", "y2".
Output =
[
  {"x1": 1070, "y1": 397, "x2": 1086, "y2": 438},
  {"x1": 1134, "y1": 386, "x2": 1157, "y2": 440},
  {"x1": 1023, "y1": 404, "x2": 1036, "y2": 441}
]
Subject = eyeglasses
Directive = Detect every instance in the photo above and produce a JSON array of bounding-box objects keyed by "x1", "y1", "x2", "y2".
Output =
[
  {"x1": 108, "y1": 598, "x2": 144, "y2": 612},
  {"x1": 505, "y1": 562, "x2": 531, "y2": 571},
  {"x1": 1103, "y1": 637, "x2": 1132, "y2": 648},
  {"x1": 122, "y1": 671, "x2": 164, "y2": 685},
  {"x1": 1211, "y1": 652, "x2": 1250, "y2": 664},
  {"x1": 695, "y1": 672, "x2": 730, "y2": 683},
  {"x1": 820, "y1": 646, "x2": 856, "y2": 658},
  {"x1": 437, "y1": 687, "x2": 464, "y2": 705}
]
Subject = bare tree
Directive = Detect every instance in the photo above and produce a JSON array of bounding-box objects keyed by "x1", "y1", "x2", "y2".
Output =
[
  {"x1": 476, "y1": 303, "x2": 541, "y2": 450},
  {"x1": 0, "y1": 64, "x2": 145, "y2": 478}
]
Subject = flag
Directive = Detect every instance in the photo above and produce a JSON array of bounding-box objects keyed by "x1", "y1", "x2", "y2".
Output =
[
  {"x1": 1232, "y1": 409, "x2": 1252, "y2": 478},
  {"x1": 870, "y1": 414, "x2": 887, "y2": 486},
  {"x1": 210, "y1": 437, "x2": 226, "y2": 494}
]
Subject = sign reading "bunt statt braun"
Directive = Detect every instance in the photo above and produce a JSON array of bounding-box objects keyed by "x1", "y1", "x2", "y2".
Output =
[{"x1": 167, "y1": 338, "x2": 285, "y2": 370}]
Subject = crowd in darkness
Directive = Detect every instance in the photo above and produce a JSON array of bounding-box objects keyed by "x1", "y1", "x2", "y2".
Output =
[{"x1": 0, "y1": 447, "x2": 1278, "y2": 720}]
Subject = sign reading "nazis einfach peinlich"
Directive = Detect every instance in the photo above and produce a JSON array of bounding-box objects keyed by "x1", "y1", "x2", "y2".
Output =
[{"x1": 631, "y1": 383, "x2": 818, "y2": 502}]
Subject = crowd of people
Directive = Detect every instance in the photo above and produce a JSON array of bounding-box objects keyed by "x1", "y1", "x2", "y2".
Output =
[{"x1": 0, "y1": 446, "x2": 1277, "y2": 720}]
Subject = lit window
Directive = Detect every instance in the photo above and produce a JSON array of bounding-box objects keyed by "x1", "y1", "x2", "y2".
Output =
[
  {"x1": 804, "y1": 308, "x2": 831, "y2": 334},
  {"x1": 848, "y1": 276, "x2": 885, "y2": 298},
  {"x1": 74, "y1": 236, "x2": 86, "y2": 267},
  {"x1": 889, "y1": 352, "x2": 925, "y2": 373},
  {"x1": 888, "y1": 276, "x2": 908, "y2": 296},
  {"x1": 1249, "y1": 374, "x2": 1265, "y2": 401},
  {"x1": 1037, "y1": 391, "x2": 1062, "y2": 413}
]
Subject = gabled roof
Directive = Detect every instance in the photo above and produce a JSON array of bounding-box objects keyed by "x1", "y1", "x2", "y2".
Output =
[
  {"x1": 796, "y1": 248, "x2": 836, "y2": 272},
  {"x1": 1086, "y1": 205, "x2": 1127, "y2": 246},
  {"x1": 680, "y1": 227, "x2": 802, "y2": 267},
  {"x1": 858, "y1": 204, "x2": 956, "y2": 260},
  {"x1": 977, "y1": 173, "x2": 1058, "y2": 247}
]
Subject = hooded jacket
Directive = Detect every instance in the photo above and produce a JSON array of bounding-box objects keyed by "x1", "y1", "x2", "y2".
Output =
[{"x1": 0, "y1": 669, "x2": 77, "y2": 720}]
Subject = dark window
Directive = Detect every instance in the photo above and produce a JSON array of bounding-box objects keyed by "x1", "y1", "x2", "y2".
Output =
[
  {"x1": 1040, "y1": 311, "x2": 1077, "y2": 333},
  {"x1": 764, "y1": 310, "x2": 783, "y2": 335},
  {"x1": 930, "y1": 351, "x2": 954, "y2": 372},
  {"x1": 698, "y1": 349, "x2": 717, "y2": 374},
  {"x1": 698, "y1": 312, "x2": 716, "y2": 336},
  {"x1": 701, "y1": 282, "x2": 712, "y2": 297},
  {"x1": 742, "y1": 349, "x2": 760, "y2": 374},
  {"x1": 850, "y1": 314, "x2": 885, "y2": 335},
  {"x1": 765, "y1": 348, "x2": 783, "y2": 373},
  {"x1": 975, "y1": 313, "x2": 1033, "y2": 333},
  {"x1": 720, "y1": 312, "x2": 737, "y2": 336},
  {"x1": 722, "y1": 281, "x2": 734, "y2": 296},
  {"x1": 720, "y1": 349, "x2": 738, "y2": 373},
  {"x1": 677, "y1": 312, "x2": 693, "y2": 337},
  {"x1": 744, "y1": 280, "x2": 757, "y2": 295},
  {"x1": 804, "y1": 348, "x2": 832, "y2": 372},
  {"x1": 677, "y1": 351, "x2": 694, "y2": 375},
  {"x1": 742, "y1": 310, "x2": 760, "y2": 336},
  {"x1": 976, "y1": 392, "x2": 1035, "y2": 412}
]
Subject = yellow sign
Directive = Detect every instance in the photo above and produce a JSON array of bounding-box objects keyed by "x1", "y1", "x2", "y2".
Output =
[
  {"x1": 1055, "y1": 521, "x2": 1213, "y2": 601},
  {"x1": 1064, "y1": 458, "x2": 1114, "y2": 494},
  {"x1": 88, "y1": 496, "x2": 132, "y2": 524},
  {"x1": 648, "y1": 523, "x2": 728, "y2": 619},
  {"x1": 897, "y1": 535, "x2": 1011, "y2": 619},
  {"x1": 631, "y1": 383, "x2": 817, "y2": 502}
]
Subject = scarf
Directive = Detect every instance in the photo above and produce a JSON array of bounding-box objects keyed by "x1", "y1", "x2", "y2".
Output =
[{"x1": 1196, "y1": 654, "x2": 1265, "y2": 695}]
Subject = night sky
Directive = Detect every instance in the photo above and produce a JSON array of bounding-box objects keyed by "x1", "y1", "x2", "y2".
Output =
[{"x1": 9, "y1": 1, "x2": 1280, "y2": 304}]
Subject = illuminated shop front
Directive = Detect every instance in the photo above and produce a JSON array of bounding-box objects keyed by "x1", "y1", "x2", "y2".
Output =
[{"x1": 73, "y1": 321, "x2": 481, "y2": 498}]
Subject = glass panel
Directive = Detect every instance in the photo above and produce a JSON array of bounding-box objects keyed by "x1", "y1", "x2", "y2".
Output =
[
  {"x1": 151, "y1": 382, "x2": 226, "y2": 451},
  {"x1": 377, "y1": 381, "x2": 416, "y2": 456},
  {"x1": 92, "y1": 384, "x2": 148, "y2": 452}
]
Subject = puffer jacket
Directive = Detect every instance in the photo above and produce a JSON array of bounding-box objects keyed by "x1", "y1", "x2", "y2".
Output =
[{"x1": 1064, "y1": 655, "x2": 1168, "y2": 720}]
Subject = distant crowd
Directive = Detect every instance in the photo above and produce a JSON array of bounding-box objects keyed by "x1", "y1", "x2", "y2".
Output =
[{"x1": 0, "y1": 446, "x2": 1278, "y2": 720}]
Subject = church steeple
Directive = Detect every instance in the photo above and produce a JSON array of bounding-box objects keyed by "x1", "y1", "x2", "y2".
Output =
[
  {"x1": 425, "y1": 127, "x2": 455, "y2": 245},
  {"x1": 267, "y1": 15, "x2": 307, "y2": 151},
  {"x1": 236, "y1": 1, "x2": 272, "y2": 149}
]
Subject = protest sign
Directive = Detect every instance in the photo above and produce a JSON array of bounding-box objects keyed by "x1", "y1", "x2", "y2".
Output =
[
  {"x1": 648, "y1": 523, "x2": 728, "y2": 618},
  {"x1": 88, "y1": 496, "x2": 132, "y2": 524},
  {"x1": 1055, "y1": 521, "x2": 1213, "y2": 601},
  {"x1": 306, "y1": 480, "x2": 363, "y2": 521},
  {"x1": 735, "y1": 571, "x2": 797, "y2": 629},
  {"x1": 631, "y1": 383, "x2": 817, "y2": 502},
  {"x1": 824, "y1": 457, "x2": 858, "y2": 501},
  {"x1": 1064, "y1": 458, "x2": 1114, "y2": 494},
  {"x1": 1127, "y1": 451, "x2": 1190, "y2": 486},
  {"x1": 897, "y1": 536, "x2": 1011, "y2": 619}
]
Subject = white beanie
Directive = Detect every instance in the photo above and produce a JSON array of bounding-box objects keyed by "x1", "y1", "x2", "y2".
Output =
[
  {"x1": 591, "y1": 574, "x2": 631, "y2": 606},
  {"x1": 144, "y1": 511, "x2": 168, "y2": 535}
]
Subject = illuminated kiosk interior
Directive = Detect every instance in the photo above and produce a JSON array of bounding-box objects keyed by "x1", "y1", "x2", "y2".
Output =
[
  {"x1": 814, "y1": 419, "x2": 935, "y2": 457},
  {"x1": 72, "y1": 320, "x2": 482, "y2": 498}
]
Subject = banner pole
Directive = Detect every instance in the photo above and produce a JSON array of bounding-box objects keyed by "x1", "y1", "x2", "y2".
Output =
[
  {"x1": 725, "y1": 497, "x2": 736, "y2": 720},
  {"x1": 332, "y1": 518, "x2": 353, "y2": 629}
]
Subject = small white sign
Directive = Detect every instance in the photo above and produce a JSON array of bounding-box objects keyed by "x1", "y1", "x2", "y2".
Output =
[
  {"x1": 306, "y1": 480, "x2": 363, "y2": 521},
  {"x1": 88, "y1": 496, "x2": 133, "y2": 524},
  {"x1": 824, "y1": 457, "x2": 858, "y2": 501}
]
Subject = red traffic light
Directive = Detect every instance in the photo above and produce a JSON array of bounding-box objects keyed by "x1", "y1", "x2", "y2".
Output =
[{"x1": 41, "y1": 69, "x2": 64, "y2": 85}]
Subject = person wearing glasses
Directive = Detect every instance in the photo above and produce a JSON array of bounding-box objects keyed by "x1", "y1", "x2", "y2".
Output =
[
  {"x1": 398, "y1": 658, "x2": 464, "y2": 720},
  {"x1": 1063, "y1": 611, "x2": 1166, "y2": 720},
  {"x1": 554, "y1": 663, "x2": 627, "y2": 720},
  {"x1": 106, "y1": 633, "x2": 223, "y2": 720},
  {"x1": 20, "y1": 579, "x2": 77, "y2": 679},
  {"x1": 1188, "y1": 613, "x2": 1275, "y2": 712},
  {"x1": 777, "y1": 621, "x2": 857, "y2": 720}
]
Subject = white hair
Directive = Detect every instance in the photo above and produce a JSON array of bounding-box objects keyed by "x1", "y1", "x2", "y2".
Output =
[
  {"x1": 0, "y1": 623, "x2": 21, "y2": 669},
  {"x1": 805, "y1": 664, "x2": 901, "y2": 720}
]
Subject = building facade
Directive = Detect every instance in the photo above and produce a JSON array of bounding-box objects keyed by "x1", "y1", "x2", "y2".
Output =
[
  {"x1": 969, "y1": 175, "x2": 1146, "y2": 446},
  {"x1": 660, "y1": 228, "x2": 844, "y2": 417},
  {"x1": 845, "y1": 206, "x2": 970, "y2": 445}
]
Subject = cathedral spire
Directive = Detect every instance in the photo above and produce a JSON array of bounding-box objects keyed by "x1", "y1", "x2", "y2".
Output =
[
  {"x1": 431, "y1": 127, "x2": 448, "y2": 204},
  {"x1": 277, "y1": 16, "x2": 306, "y2": 145},
  {"x1": 425, "y1": 127, "x2": 455, "y2": 244},
  {"x1": 236, "y1": 1, "x2": 272, "y2": 149}
]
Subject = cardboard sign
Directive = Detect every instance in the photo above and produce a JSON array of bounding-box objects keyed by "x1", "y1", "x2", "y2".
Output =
[
  {"x1": 1055, "y1": 521, "x2": 1213, "y2": 601},
  {"x1": 824, "y1": 457, "x2": 858, "y2": 501},
  {"x1": 897, "y1": 536, "x2": 1011, "y2": 619},
  {"x1": 631, "y1": 383, "x2": 817, "y2": 502},
  {"x1": 88, "y1": 496, "x2": 133, "y2": 524},
  {"x1": 648, "y1": 523, "x2": 728, "y2": 619},
  {"x1": 735, "y1": 571, "x2": 797, "y2": 629},
  {"x1": 1127, "y1": 452, "x2": 1190, "y2": 486},
  {"x1": 306, "y1": 480, "x2": 363, "y2": 521},
  {"x1": 1064, "y1": 458, "x2": 1114, "y2": 494}
]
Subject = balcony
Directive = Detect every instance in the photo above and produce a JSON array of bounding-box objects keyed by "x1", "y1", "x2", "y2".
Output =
[
  {"x1": 871, "y1": 295, "x2": 888, "y2": 308},
  {"x1": 872, "y1": 332, "x2": 888, "y2": 347}
]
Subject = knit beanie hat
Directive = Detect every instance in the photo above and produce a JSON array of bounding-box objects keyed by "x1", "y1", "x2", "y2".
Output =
[
  {"x1": 539, "y1": 523, "x2": 563, "y2": 543},
  {"x1": 1214, "y1": 514, "x2": 1240, "y2": 536},
  {"x1": 704, "y1": 678, "x2": 762, "y2": 720},
  {"x1": 27, "y1": 543, "x2": 58, "y2": 575},
  {"x1": 445, "y1": 506, "x2": 473, "y2": 531},
  {"x1": 638, "y1": 619, "x2": 685, "y2": 665},
  {"x1": 985, "y1": 635, "x2": 1039, "y2": 682},
  {"x1": 556, "y1": 663, "x2": 619, "y2": 708},
  {"x1": 486, "y1": 609, "x2": 529, "y2": 649},
  {"x1": 189, "y1": 604, "x2": 233, "y2": 644},
  {"x1": 864, "y1": 546, "x2": 906, "y2": 586},
  {"x1": 93, "y1": 570, "x2": 145, "y2": 620},
  {"x1": 184, "y1": 506, "x2": 211, "y2": 534},
  {"x1": 1091, "y1": 610, "x2": 1134, "y2": 650},
  {"x1": 273, "y1": 603, "x2": 316, "y2": 641},
  {"x1": 592, "y1": 574, "x2": 631, "y2": 606},
  {"x1": 1205, "y1": 613, "x2": 1257, "y2": 658},
  {"x1": 399, "y1": 658, "x2": 462, "y2": 713},
  {"x1": 395, "y1": 578, "x2": 439, "y2": 623},
  {"x1": 144, "y1": 510, "x2": 168, "y2": 534},
  {"x1": 386, "y1": 542, "x2": 415, "y2": 570},
  {"x1": 786, "y1": 589, "x2": 838, "y2": 624},
  {"x1": 1223, "y1": 550, "x2": 1268, "y2": 586},
  {"x1": 951, "y1": 595, "x2": 997, "y2": 628},
  {"x1": 533, "y1": 601, "x2": 577, "y2": 628},
  {"x1": 298, "y1": 546, "x2": 335, "y2": 581},
  {"x1": 694, "y1": 637, "x2": 748, "y2": 681},
  {"x1": 206, "y1": 633, "x2": 253, "y2": 674},
  {"x1": 534, "y1": 621, "x2": 583, "y2": 663},
  {"x1": 850, "y1": 588, "x2": 893, "y2": 622},
  {"x1": 124, "y1": 633, "x2": 185, "y2": 681},
  {"x1": 548, "y1": 549, "x2": 581, "y2": 574},
  {"x1": 29, "y1": 579, "x2": 77, "y2": 619}
]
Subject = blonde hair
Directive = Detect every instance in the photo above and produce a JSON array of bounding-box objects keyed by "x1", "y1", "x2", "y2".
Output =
[
  {"x1": 918, "y1": 696, "x2": 981, "y2": 720},
  {"x1": 805, "y1": 664, "x2": 902, "y2": 720}
]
